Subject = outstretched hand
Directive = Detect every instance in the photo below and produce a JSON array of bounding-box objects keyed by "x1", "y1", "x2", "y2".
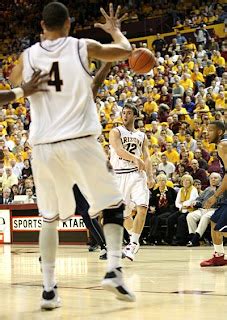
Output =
[
  {"x1": 94, "y1": 3, "x2": 128, "y2": 34},
  {"x1": 22, "y1": 70, "x2": 49, "y2": 97}
]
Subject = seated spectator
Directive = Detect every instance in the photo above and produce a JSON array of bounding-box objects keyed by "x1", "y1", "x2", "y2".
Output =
[
  {"x1": 172, "y1": 163, "x2": 188, "y2": 188},
  {"x1": 196, "y1": 140, "x2": 210, "y2": 162},
  {"x1": 2, "y1": 167, "x2": 18, "y2": 189},
  {"x1": 208, "y1": 151, "x2": 222, "y2": 174},
  {"x1": 183, "y1": 96, "x2": 195, "y2": 117},
  {"x1": 194, "y1": 149, "x2": 208, "y2": 170},
  {"x1": 10, "y1": 184, "x2": 19, "y2": 200},
  {"x1": 185, "y1": 131, "x2": 197, "y2": 152},
  {"x1": 25, "y1": 187, "x2": 36, "y2": 204},
  {"x1": 158, "y1": 154, "x2": 176, "y2": 179},
  {"x1": 148, "y1": 174, "x2": 177, "y2": 244},
  {"x1": 0, "y1": 187, "x2": 13, "y2": 204},
  {"x1": 163, "y1": 142, "x2": 180, "y2": 165},
  {"x1": 189, "y1": 159, "x2": 208, "y2": 190},
  {"x1": 166, "y1": 174, "x2": 198, "y2": 245},
  {"x1": 186, "y1": 173, "x2": 222, "y2": 247},
  {"x1": 193, "y1": 179, "x2": 203, "y2": 195},
  {"x1": 21, "y1": 159, "x2": 32, "y2": 179}
]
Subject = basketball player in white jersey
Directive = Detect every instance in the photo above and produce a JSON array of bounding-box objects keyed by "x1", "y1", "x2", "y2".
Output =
[
  {"x1": 10, "y1": 2, "x2": 136, "y2": 308},
  {"x1": 109, "y1": 103, "x2": 154, "y2": 261}
]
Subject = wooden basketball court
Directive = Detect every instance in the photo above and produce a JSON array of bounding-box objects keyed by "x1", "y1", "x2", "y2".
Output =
[{"x1": 0, "y1": 245, "x2": 226, "y2": 319}]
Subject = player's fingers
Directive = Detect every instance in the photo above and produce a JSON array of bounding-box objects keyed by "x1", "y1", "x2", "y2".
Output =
[
  {"x1": 34, "y1": 88, "x2": 49, "y2": 92},
  {"x1": 119, "y1": 13, "x2": 128, "y2": 22},
  {"x1": 109, "y1": 3, "x2": 114, "y2": 18},
  {"x1": 100, "y1": 7, "x2": 109, "y2": 19},
  {"x1": 94, "y1": 23, "x2": 103, "y2": 29},
  {"x1": 32, "y1": 70, "x2": 42, "y2": 80},
  {"x1": 115, "y1": 5, "x2": 121, "y2": 18}
]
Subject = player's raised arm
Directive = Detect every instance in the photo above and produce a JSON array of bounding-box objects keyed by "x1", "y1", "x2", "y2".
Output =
[
  {"x1": 87, "y1": 4, "x2": 131, "y2": 61},
  {"x1": 1, "y1": 70, "x2": 49, "y2": 104},
  {"x1": 142, "y1": 135, "x2": 155, "y2": 188},
  {"x1": 204, "y1": 141, "x2": 227, "y2": 209},
  {"x1": 92, "y1": 62, "x2": 112, "y2": 98},
  {"x1": 109, "y1": 128, "x2": 145, "y2": 171}
]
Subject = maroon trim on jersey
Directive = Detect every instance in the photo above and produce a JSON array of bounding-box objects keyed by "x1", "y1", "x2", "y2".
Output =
[{"x1": 77, "y1": 39, "x2": 93, "y2": 78}]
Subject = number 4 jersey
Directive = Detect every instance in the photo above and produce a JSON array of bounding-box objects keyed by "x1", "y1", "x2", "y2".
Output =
[
  {"x1": 23, "y1": 37, "x2": 102, "y2": 146},
  {"x1": 110, "y1": 126, "x2": 145, "y2": 174}
]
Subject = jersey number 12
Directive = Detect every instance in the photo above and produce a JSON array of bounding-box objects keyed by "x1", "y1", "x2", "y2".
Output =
[{"x1": 48, "y1": 62, "x2": 63, "y2": 92}]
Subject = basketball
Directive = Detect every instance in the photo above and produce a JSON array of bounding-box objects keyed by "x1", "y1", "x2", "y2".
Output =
[{"x1": 128, "y1": 48, "x2": 156, "y2": 74}]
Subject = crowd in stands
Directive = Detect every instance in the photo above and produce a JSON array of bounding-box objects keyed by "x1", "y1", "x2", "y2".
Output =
[
  {"x1": 0, "y1": 1, "x2": 226, "y2": 57},
  {"x1": 0, "y1": 1, "x2": 226, "y2": 242}
]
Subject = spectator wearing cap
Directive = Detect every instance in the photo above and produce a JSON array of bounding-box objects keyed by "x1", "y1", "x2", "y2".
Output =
[{"x1": 189, "y1": 159, "x2": 208, "y2": 190}]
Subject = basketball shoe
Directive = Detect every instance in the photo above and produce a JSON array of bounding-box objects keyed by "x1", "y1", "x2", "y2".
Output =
[
  {"x1": 41, "y1": 285, "x2": 61, "y2": 310},
  {"x1": 102, "y1": 267, "x2": 136, "y2": 302},
  {"x1": 124, "y1": 242, "x2": 140, "y2": 261},
  {"x1": 200, "y1": 253, "x2": 227, "y2": 267}
]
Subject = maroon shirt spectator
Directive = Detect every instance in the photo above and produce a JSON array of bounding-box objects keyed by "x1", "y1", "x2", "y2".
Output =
[
  {"x1": 169, "y1": 114, "x2": 181, "y2": 134},
  {"x1": 189, "y1": 159, "x2": 208, "y2": 190},
  {"x1": 208, "y1": 151, "x2": 222, "y2": 174},
  {"x1": 196, "y1": 140, "x2": 210, "y2": 162}
]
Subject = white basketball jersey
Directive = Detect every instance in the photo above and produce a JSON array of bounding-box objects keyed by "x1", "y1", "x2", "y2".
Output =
[
  {"x1": 23, "y1": 37, "x2": 102, "y2": 146},
  {"x1": 110, "y1": 126, "x2": 145, "y2": 173}
]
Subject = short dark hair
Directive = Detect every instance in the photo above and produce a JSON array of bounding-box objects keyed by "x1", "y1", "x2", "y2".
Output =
[
  {"x1": 210, "y1": 121, "x2": 225, "y2": 133},
  {"x1": 122, "y1": 103, "x2": 139, "y2": 117},
  {"x1": 42, "y1": 2, "x2": 69, "y2": 30}
]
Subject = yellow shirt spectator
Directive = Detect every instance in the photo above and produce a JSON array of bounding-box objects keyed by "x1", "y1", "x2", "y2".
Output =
[
  {"x1": 203, "y1": 63, "x2": 216, "y2": 76},
  {"x1": 163, "y1": 148, "x2": 180, "y2": 164},
  {"x1": 191, "y1": 71, "x2": 205, "y2": 83},
  {"x1": 143, "y1": 99, "x2": 158, "y2": 114},
  {"x1": 180, "y1": 77, "x2": 193, "y2": 91}
]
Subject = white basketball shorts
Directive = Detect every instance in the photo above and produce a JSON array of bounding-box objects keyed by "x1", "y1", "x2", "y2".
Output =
[
  {"x1": 115, "y1": 170, "x2": 149, "y2": 218},
  {"x1": 31, "y1": 136, "x2": 123, "y2": 222}
]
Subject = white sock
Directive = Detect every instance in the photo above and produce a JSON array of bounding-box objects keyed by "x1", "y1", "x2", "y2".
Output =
[
  {"x1": 214, "y1": 243, "x2": 224, "y2": 255},
  {"x1": 131, "y1": 232, "x2": 140, "y2": 244},
  {"x1": 39, "y1": 220, "x2": 58, "y2": 292},
  {"x1": 103, "y1": 223, "x2": 123, "y2": 272}
]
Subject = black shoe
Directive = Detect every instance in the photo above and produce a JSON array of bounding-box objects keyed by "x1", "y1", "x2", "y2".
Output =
[{"x1": 88, "y1": 244, "x2": 99, "y2": 252}]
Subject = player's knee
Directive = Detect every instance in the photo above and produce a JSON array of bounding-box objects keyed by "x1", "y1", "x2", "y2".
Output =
[
  {"x1": 42, "y1": 220, "x2": 58, "y2": 229},
  {"x1": 103, "y1": 203, "x2": 124, "y2": 226}
]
